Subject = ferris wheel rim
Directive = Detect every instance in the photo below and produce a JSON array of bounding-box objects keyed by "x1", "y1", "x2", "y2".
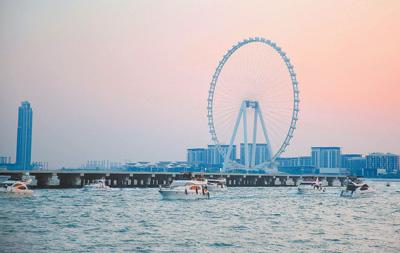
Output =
[{"x1": 207, "y1": 37, "x2": 299, "y2": 167}]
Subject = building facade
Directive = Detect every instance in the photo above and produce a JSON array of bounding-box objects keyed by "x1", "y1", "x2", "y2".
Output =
[
  {"x1": 311, "y1": 147, "x2": 341, "y2": 168},
  {"x1": 276, "y1": 156, "x2": 317, "y2": 174},
  {"x1": 341, "y1": 154, "x2": 365, "y2": 176},
  {"x1": 15, "y1": 101, "x2": 33, "y2": 170},
  {"x1": 0, "y1": 156, "x2": 12, "y2": 165},
  {"x1": 277, "y1": 156, "x2": 312, "y2": 167},
  {"x1": 366, "y1": 153, "x2": 399, "y2": 177},
  {"x1": 187, "y1": 148, "x2": 207, "y2": 167},
  {"x1": 240, "y1": 143, "x2": 269, "y2": 165},
  {"x1": 206, "y1": 145, "x2": 236, "y2": 167},
  {"x1": 187, "y1": 145, "x2": 236, "y2": 169}
]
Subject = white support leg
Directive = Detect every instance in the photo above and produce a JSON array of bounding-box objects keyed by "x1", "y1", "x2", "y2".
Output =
[
  {"x1": 251, "y1": 108, "x2": 258, "y2": 167},
  {"x1": 224, "y1": 102, "x2": 244, "y2": 167},
  {"x1": 243, "y1": 105, "x2": 249, "y2": 168},
  {"x1": 257, "y1": 106, "x2": 273, "y2": 161}
]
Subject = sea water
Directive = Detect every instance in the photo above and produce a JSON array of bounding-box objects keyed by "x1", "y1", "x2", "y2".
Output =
[{"x1": 0, "y1": 181, "x2": 399, "y2": 252}]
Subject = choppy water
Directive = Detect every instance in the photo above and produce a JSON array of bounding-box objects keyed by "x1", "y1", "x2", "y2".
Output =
[{"x1": 1, "y1": 181, "x2": 400, "y2": 253}]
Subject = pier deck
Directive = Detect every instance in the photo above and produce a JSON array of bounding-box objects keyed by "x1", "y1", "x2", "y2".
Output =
[{"x1": 0, "y1": 170, "x2": 348, "y2": 188}]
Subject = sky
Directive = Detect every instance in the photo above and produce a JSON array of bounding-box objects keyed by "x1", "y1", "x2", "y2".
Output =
[{"x1": 0, "y1": 0, "x2": 399, "y2": 168}]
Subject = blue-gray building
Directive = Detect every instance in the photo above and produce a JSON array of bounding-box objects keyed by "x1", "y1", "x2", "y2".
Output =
[
  {"x1": 206, "y1": 145, "x2": 236, "y2": 168},
  {"x1": 366, "y1": 153, "x2": 399, "y2": 177},
  {"x1": 276, "y1": 156, "x2": 317, "y2": 174},
  {"x1": 15, "y1": 101, "x2": 33, "y2": 170},
  {"x1": 187, "y1": 148, "x2": 207, "y2": 167},
  {"x1": 187, "y1": 145, "x2": 236, "y2": 169},
  {"x1": 341, "y1": 154, "x2": 365, "y2": 176},
  {"x1": 277, "y1": 156, "x2": 312, "y2": 167},
  {"x1": 311, "y1": 147, "x2": 341, "y2": 169},
  {"x1": 240, "y1": 143, "x2": 269, "y2": 165}
]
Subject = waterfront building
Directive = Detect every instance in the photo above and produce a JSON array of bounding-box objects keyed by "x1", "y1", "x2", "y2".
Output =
[
  {"x1": 32, "y1": 161, "x2": 49, "y2": 170},
  {"x1": 341, "y1": 154, "x2": 362, "y2": 168},
  {"x1": 277, "y1": 157, "x2": 298, "y2": 167},
  {"x1": 276, "y1": 156, "x2": 317, "y2": 174},
  {"x1": 311, "y1": 147, "x2": 342, "y2": 173},
  {"x1": 82, "y1": 160, "x2": 122, "y2": 170},
  {"x1": 0, "y1": 156, "x2": 12, "y2": 165},
  {"x1": 187, "y1": 145, "x2": 237, "y2": 169},
  {"x1": 277, "y1": 156, "x2": 311, "y2": 167},
  {"x1": 348, "y1": 157, "x2": 366, "y2": 176},
  {"x1": 366, "y1": 153, "x2": 399, "y2": 177},
  {"x1": 15, "y1": 101, "x2": 33, "y2": 170},
  {"x1": 341, "y1": 154, "x2": 365, "y2": 176},
  {"x1": 187, "y1": 148, "x2": 206, "y2": 167},
  {"x1": 240, "y1": 143, "x2": 269, "y2": 165},
  {"x1": 207, "y1": 144, "x2": 236, "y2": 168}
]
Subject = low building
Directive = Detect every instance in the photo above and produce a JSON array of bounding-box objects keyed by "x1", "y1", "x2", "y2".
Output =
[
  {"x1": 277, "y1": 156, "x2": 311, "y2": 167},
  {"x1": 276, "y1": 156, "x2": 317, "y2": 174},
  {"x1": 0, "y1": 156, "x2": 12, "y2": 165}
]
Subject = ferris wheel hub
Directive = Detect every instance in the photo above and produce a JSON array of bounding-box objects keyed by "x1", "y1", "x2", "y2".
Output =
[{"x1": 244, "y1": 100, "x2": 259, "y2": 108}]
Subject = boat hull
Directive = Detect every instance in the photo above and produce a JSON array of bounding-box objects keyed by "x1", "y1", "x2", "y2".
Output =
[
  {"x1": 297, "y1": 187, "x2": 326, "y2": 194},
  {"x1": 340, "y1": 189, "x2": 375, "y2": 198},
  {"x1": 207, "y1": 184, "x2": 227, "y2": 192},
  {"x1": 83, "y1": 185, "x2": 110, "y2": 190},
  {"x1": 159, "y1": 190, "x2": 210, "y2": 200},
  {"x1": 0, "y1": 188, "x2": 33, "y2": 195}
]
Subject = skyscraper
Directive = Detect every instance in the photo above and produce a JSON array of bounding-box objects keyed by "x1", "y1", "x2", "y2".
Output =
[{"x1": 15, "y1": 101, "x2": 33, "y2": 170}]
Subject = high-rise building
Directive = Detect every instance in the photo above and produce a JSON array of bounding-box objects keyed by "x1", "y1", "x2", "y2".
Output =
[
  {"x1": 366, "y1": 153, "x2": 399, "y2": 176},
  {"x1": 15, "y1": 101, "x2": 33, "y2": 170},
  {"x1": 206, "y1": 145, "x2": 236, "y2": 167},
  {"x1": 311, "y1": 147, "x2": 341, "y2": 169},
  {"x1": 187, "y1": 148, "x2": 207, "y2": 167},
  {"x1": 240, "y1": 143, "x2": 269, "y2": 165}
]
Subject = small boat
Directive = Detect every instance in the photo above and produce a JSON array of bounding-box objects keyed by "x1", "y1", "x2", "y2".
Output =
[
  {"x1": 297, "y1": 178, "x2": 326, "y2": 193},
  {"x1": 0, "y1": 179, "x2": 33, "y2": 195},
  {"x1": 340, "y1": 179, "x2": 374, "y2": 198},
  {"x1": 84, "y1": 179, "x2": 110, "y2": 189},
  {"x1": 159, "y1": 179, "x2": 210, "y2": 200},
  {"x1": 207, "y1": 178, "x2": 227, "y2": 192}
]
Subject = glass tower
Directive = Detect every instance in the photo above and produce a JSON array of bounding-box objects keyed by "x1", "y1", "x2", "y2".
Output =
[{"x1": 16, "y1": 101, "x2": 33, "y2": 170}]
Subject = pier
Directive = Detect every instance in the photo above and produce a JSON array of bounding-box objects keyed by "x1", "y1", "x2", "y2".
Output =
[{"x1": 0, "y1": 170, "x2": 348, "y2": 188}]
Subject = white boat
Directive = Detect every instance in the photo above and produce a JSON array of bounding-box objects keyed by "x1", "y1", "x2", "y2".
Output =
[
  {"x1": 159, "y1": 179, "x2": 210, "y2": 200},
  {"x1": 207, "y1": 178, "x2": 227, "y2": 192},
  {"x1": 340, "y1": 180, "x2": 375, "y2": 198},
  {"x1": 297, "y1": 178, "x2": 326, "y2": 193},
  {"x1": 0, "y1": 179, "x2": 33, "y2": 195},
  {"x1": 84, "y1": 179, "x2": 110, "y2": 189}
]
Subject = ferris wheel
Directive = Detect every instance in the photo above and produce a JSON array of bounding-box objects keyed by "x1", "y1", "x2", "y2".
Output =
[{"x1": 207, "y1": 37, "x2": 299, "y2": 171}]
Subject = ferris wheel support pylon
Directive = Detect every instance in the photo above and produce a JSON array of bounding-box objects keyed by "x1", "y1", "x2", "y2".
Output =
[{"x1": 223, "y1": 100, "x2": 273, "y2": 170}]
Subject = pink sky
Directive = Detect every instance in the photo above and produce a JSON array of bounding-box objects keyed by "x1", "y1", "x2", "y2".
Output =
[{"x1": 0, "y1": 1, "x2": 399, "y2": 168}]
